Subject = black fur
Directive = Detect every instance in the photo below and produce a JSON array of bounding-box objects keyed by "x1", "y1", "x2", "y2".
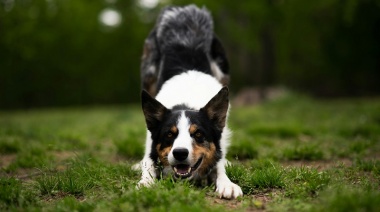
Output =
[
  {"x1": 200, "y1": 87, "x2": 229, "y2": 131},
  {"x1": 141, "y1": 90, "x2": 168, "y2": 132},
  {"x1": 156, "y1": 5, "x2": 214, "y2": 53},
  {"x1": 141, "y1": 86, "x2": 229, "y2": 179},
  {"x1": 140, "y1": 5, "x2": 230, "y2": 96},
  {"x1": 149, "y1": 110, "x2": 181, "y2": 164},
  {"x1": 211, "y1": 36, "x2": 229, "y2": 75},
  {"x1": 157, "y1": 44, "x2": 212, "y2": 91}
]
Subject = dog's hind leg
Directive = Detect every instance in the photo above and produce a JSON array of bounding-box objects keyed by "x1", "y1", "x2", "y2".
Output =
[{"x1": 141, "y1": 29, "x2": 160, "y2": 97}]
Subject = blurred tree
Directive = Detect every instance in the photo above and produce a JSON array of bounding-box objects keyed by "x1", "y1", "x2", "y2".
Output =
[
  {"x1": 276, "y1": 0, "x2": 380, "y2": 97},
  {"x1": 178, "y1": 0, "x2": 380, "y2": 97},
  {"x1": 0, "y1": 0, "x2": 153, "y2": 108},
  {"x1": 0, "y1": 0, "x2": 379, "y2": 109}
]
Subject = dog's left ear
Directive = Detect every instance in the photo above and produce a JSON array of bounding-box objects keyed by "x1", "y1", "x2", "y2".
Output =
[{"x1": 200, "y1": 87, "x2": 229, "y2": 130}]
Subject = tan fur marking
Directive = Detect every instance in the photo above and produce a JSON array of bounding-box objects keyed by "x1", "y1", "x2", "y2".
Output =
[
  {"x1": 192, "y1": 142, "x2": 217, "y2": 176},
  {"x1": 156, "y1": 143, "x2": 171, "y2": 166},
  {"x1": 220, "y1": 76, "x2": 230, "y2": 86},
  {"x1": 170, "y1": 126, "x2": 178, "y2": 134},
  {"x1": 189, "y1": 124, "x2": 198, "y2": 134},
  {"x1": 142, "y1": 42, "x2": 150, "y2": 59}
]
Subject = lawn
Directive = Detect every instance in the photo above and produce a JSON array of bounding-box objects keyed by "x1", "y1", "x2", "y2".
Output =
[{"x1": 1, "y1": 92, "x2": 380, "y2": 211}]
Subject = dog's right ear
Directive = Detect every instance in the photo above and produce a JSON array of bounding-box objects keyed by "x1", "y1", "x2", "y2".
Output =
[{"x1": 141, "y1": 90, "x2": 168, "y2": 131}]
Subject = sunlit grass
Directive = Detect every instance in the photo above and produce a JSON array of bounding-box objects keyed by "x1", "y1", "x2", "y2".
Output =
[
  {"x1": 312, "y1": 187, "x2": 380, "y2": 212},
  {"x1": 227, "y1": 159, "x2": 285, "y2": 195},
  {"x1": 1, "y1": 94, "x2": 380, "y2": 210},
  {"x1": 284, "y1": 166, "x2": 331, "y2": 198},
  {"x1": 282, "y1": 145, "x2": 324, "y2": 161},
  {"x1": 0, "y1": 177, "x2": 36, "y2": 209}
]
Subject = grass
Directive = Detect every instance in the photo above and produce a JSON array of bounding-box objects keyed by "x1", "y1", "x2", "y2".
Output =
[
  {"x1": 227, "y1": 160, "x2": 285, "y2": 195},
  {"x1": 1, "y1": 92, "x2": 380, "y2": 211},
  {"x1": 0, "y1": 177, "x2": 36, "y2": 209},
  {"x1": 312, "y1": 187, "x2": 380, "y2": 212},
  {"x1": 282, "y1": 144, "x2": 324, "y2": 161}
]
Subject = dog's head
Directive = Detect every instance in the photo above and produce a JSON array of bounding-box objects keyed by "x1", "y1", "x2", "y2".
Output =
[{"x1": 141, "y1": 87, "x2": 229, "y2": 180}]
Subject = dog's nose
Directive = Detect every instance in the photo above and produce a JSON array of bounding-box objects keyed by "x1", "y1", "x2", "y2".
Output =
[{"x1": 172, "y1": 148, "x2": 189, "y2": 161}]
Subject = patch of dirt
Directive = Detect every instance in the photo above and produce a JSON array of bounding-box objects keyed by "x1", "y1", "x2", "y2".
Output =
[
  {"x1": 41, "y1": 192, "x2": 85, "y2": 202},
  {"x1": 206, "y1": 191, "x2": 277, "y2": 211},
  {"x1": 206, "y1": 194, "x2": 244, "y2": 210},
  {"x1": 53, "y1": 151, "x2": 81, "y2": 171},
  {"x1": 0, "y1": 166, "x2": 43, "y2": 182},
  {"x1": 54, "y1": 151, "x2": 78, "y2": 162},
  {"x1": 233, "y1": 87, "x2": 287, "y2": 106},
  {"x1": 0, "y1": 151, "x2": 78, "y2": 180},
  {"x1": 281, "y1": 159, "x2": 353, "y2": 171},
  {"x1": 0, "y1": 153, "x2": 17, "y2": 169}
]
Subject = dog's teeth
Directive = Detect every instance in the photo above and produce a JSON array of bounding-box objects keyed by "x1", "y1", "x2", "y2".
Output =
[{"x1": 173, "y1": 166, "x2": 192, "y2": 176}]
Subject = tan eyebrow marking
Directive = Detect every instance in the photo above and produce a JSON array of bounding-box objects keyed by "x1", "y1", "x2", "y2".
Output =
[
  {"x1": 189, "y1": 124, "x2": 198, "y2": 134},
  {"x1": 170, "y1": 126, "x2": 178, "y2": 134}
]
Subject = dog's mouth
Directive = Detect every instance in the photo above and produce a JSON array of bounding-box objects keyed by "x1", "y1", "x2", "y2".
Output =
[{"x1": 172, "y1": 157, "x2": 203, "y2": 178}]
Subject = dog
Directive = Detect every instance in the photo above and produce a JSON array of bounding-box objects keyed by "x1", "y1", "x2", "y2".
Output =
[{"x1": 137, "y1": 5, "x2": 243, "y2": 199}]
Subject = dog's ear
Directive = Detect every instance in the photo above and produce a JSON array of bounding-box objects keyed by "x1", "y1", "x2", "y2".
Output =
[
  {"x1": 141, "y1": 90, "x2": 168, "y2": 131},
  {"x1": 200, "y1": 87, "x2": 229, "y2": 130}
]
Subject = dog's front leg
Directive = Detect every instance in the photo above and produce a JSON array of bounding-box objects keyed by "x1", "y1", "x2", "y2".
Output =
[
  {"x1": 137, "y1": 133, "x2": 157, "y2": 187},
  {"x1": 215, "y1": 158, "x2": 243, "y2": 199},
  {"x1": 138, "y1": 156, "x2": 156, "y2": 187}
]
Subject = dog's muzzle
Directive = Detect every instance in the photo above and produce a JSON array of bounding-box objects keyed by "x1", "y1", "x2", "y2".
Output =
[{"x1": 172, "y1": 156, "x2": 203, "y2": 178}]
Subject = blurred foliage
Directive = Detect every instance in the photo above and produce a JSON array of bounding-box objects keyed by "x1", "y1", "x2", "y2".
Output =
[
  {"x1": 0, "y1": 0, "x2": 148, "y2": 108},
  {"x1": 1, "y1": 0, "x2": 379, "y2": 109}
]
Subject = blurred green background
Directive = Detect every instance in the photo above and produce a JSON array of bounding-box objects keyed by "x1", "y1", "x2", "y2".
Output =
[{"x1": 1, "y1": 0, "x2": 379, "y2": 109}]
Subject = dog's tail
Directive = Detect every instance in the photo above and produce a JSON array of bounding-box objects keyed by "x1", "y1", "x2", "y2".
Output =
[{"x1": 155, "y1": 5, "x2": 214, "y2": 53}]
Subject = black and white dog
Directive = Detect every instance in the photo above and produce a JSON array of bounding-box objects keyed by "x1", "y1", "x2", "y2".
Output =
[{"x1": 137, "y1": 5, "x2": 242, "y2": 199}]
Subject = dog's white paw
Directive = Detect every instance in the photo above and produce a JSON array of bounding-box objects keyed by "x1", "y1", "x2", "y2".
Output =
[
  {"x1": 131, "y1": 162, "x2": 141, "y2": 171},
  {"x1": 216, "y1": 180, "x2": 243, "y2": 199},
  {"x1": 137, "y1": 177, "x2": 155, "y2": 188}
]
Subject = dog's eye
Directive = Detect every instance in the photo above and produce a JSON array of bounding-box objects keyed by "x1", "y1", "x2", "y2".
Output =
[
  {"x1": 167, "y1": 132, "x2": 173, "y2": 138},
  {"x1": 193, "y1": 131, "x2": 204, "y2": 143}
]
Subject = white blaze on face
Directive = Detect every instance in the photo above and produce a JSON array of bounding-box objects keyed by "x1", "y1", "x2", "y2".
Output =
[{"x1": 168, "y1": 112, "x2": 193, "y2": 165}]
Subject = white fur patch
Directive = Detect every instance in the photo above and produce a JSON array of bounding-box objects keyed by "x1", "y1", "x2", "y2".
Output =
[
  {"x1": 215, "y1": 158, "x2": 243, "y2": 199},
  {"x1": 147, "y1": 65, "x2": 156, "y2": 75},
  {"x1": 210, "y1": 61, "x2": 225, "y2": 82},
  {"x1": 137, "y1": 132, "x2": 157, "y2": 187},
  {"x1": 155, "y1": 71, "x2": 223, "y2": 109},
  {"x1": 168, "y1": 112, "x2": 193, "y2": 164}
]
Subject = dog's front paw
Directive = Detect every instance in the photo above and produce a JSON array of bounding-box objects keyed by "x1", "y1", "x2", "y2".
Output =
[
  {"x1": 137, "y1": 177, "x2": 155, "y2": 188},
  {"x1": 131, "y1": 162, "x2": 141, "y2": 171},
  {"x1": 216, "y1": 180, "x2": 243, "y2": 199}
]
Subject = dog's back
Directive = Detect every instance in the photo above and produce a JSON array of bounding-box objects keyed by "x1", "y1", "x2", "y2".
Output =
[
  {"x1": 141, "y1": 5, "x2": 230, "y2": 96},
  {"x1": 156, "y1": 5, "x2": 214, "y2": 91}
]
